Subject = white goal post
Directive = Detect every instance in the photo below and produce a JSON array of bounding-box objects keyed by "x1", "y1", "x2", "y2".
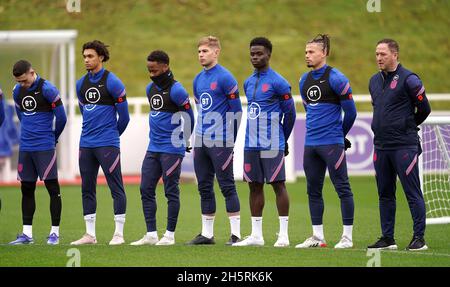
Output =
[{"x1": 420, "y1": 115, "x2": 450, "y2": 224}]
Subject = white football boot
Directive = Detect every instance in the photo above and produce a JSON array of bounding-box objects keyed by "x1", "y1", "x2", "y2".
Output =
[
  {"x1": 334, "y1": 236, "x2": 353, "y2": 249},
  {"x1": 295, "y1": 236, "x2": 327, "y2": 248},
  {"x1": 232, "y1": 235, "x2": 264, "y2": 247},
  {"x1": 71, "y1": 233, "x2": 97, "y2": 245},
  {"x1": 130, "y1": 234, "x2": 159, "y2": 246},
  {"x1": 109, "y1": 233, "x2": 125, "y2": 245},
  {"x1": 156, "y1": 235, "x2": 175, "y2": 246},
  {"x1": 274, "y1": 234, "x2": 290, "y2": 247}
]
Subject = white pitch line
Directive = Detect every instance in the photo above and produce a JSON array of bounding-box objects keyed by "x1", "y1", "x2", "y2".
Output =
[
  {"x1": 330, "y1": 247, "x2": 450, "y2": 258},
  {"x1": 1, "y1": 244, "x2": 450, "y2": 257}
]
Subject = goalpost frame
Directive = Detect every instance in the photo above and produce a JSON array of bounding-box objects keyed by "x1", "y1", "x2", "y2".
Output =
[
  {"x1": 0, "y1": 30, "x2": 78, "y2": 180},
  {"x1": 420, "y1": 115, "x2": 450, "y2": 224}
]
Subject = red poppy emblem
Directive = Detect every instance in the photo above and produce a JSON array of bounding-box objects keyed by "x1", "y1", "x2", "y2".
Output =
[
  {"x1": 244, "y1": 163, "x2": 252, "y2": 173},
  {"x1": 210, "y1": 82, "x2": 217, "y2": 90},
  {"x1": 262, "y1": 84, "x2": 270, "y2": 92}
]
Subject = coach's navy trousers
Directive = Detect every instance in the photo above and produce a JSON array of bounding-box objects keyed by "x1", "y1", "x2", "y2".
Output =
[{"x1": 373, "y1": 148, "x2": 426, "y2": 238}]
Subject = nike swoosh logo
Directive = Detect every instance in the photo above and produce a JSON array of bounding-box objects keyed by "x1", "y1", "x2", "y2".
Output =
[
  {"x1": 320, "y1": 80, "x2": 326, "y2": 83},
  {"x1": 34, "y1": 91, "x2": 40, "y2": 94},
  {"x1": 104, "y1": 152, "x2": 111, "y2": 157},
  {"x1": 98, "y1": 85, "x2": 104, "y2": 87},
  {"x1": 162, "y1": 92, "x2": 168, "y2": 94}
]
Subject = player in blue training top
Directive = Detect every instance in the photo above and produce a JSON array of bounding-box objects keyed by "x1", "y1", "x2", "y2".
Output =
[
  {"x1": 367, "y1": 39, "x2": 431, "y2": 251},
  {"x1": 71, "y1": 40, "x2": 130, "y2": 246},
  {"x1": 0, "y1": 85, "x2": 5, "y2": 195},
  {"x1": 130, "y1": 50, "x2": 194, "y2": 246},
  {"x1": 296, "y1": 34, "x2": 357, "y2": 249},
  {"x1": 233, "y1": 37, "x2": 296, "y2": 247},
  {"x1": 0, "y1": 85, "x2": 5, "y2": 127},
  {"x1": 9, "y1": 60, "x2": 67, "y2": 245},
  {"x1": 188, "y1": 36, "x2": 243, "y2": 245},
  {"x1": 0, "y1": 86, "x2": 3, "y2": 213},
  {"x1": 0, "y1": 86, "x2": 19, "y2": 174}
]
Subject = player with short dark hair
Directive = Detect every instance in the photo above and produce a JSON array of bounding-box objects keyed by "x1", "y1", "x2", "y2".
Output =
[
  {"x1": 82, "y1": 40, "x2": 110, "y2": 62},
  {"x1": 187, "y1": 36, "x2": 243, "y2": 245},
  {"x1": 9, "y1": 60, "x2": 67, "y2": 245},
  {"x1": 71, "y1": 40, "x2": 130, "y2": 246},
  {"x1": 233, "y1": 37, "x2": 296, "y2": 247},
  {"x1": 367, "y1": 38, "x2": 431, "y2": 251},
  {"x1": 296, "y1": 34, "x2": 357, "y2": 249},
  {"x1": 130, "y1": 50, "x2": 194, "y2": 246},
  {"x1": 147, "y1": 50, "x2": 170, "y2": 64}
]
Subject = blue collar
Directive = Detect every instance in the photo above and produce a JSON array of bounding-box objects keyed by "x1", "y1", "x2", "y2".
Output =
[
  {"x1": 253, "y1": 67, "x2": 271, "y2": 76},
  {"x1": 204, "y1": 64, "x2": 219, "y2": 74},
  {"x1": 88, "y1": 68, "x2": 105, "y2": 81},
  {"x1": 28, "y1": 74, "x2": 41, "y2": 91},
  {"x1": 311, "y1": 64, "x2": 328, "y2": 76}
]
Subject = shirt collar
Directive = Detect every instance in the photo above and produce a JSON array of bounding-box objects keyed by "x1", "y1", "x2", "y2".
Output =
[
  {"x1": 28, "y1": 74, "x2": 41, "y2": 91},
  {"x1": 254, "y1": 66, "x2": 271, "y2": 76},
  {"x1": 311, "y1": 64, "x2": 328, "y2": 77},
  {"x1": 204, "y1": 64, "x2": 219, "y2": 74},
  {"x1": 382, "y1": 63, "x2": 401, "y2": 77},
  {"x1": 88, "y1": 67, "x2": 105, "y2": 80}
]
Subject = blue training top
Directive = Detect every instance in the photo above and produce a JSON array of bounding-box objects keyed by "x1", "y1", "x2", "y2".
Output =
[
  {"x1": 146, "y1": 81, "x2": 194, "y2": 156},
  {"x1": 13, "y1": 75, "x2": 67, "y2": 152},
  {"x1": 76, "y1": 68, "x2": 130, "y2": 148},
  {"x1": 193, "y1": 64, "x2": 242, "y2": 144},
  {"x1": 0, "y1": 86, "x2": 5, "y2": 127},
  {"x1": 299, "y1": 64, "x2": 356, "y2": 146},
  {"x1": 0, "y1": 88, "x2": 20, "y2": 157},
  {"x1": 244, "y1": 67, "x2": 296, "y2": 151}
]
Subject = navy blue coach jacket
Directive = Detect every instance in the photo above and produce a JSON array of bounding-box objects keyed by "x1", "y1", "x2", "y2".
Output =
[{"x1": 369, "y1": 64, "x2": 421, "y2": 150}]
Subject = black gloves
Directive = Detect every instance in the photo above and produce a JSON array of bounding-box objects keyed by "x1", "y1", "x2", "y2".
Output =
[
  {"x1": 185, "y1": 141, "x2": 192, "y2": 153},
  {"x1": 284, "y1": 142, "x2": 289, "y2": 156},
  {"x1": 344, "y1": 138, "x2": 351, "y2": 151},
  {"x1": 418, "y1": 137, "x2": 423, "y2": 156}
]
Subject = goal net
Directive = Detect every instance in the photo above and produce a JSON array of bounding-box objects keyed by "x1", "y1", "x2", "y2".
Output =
[{"x1": 421, "y1": 115, "x2": 450, "y2": 224}]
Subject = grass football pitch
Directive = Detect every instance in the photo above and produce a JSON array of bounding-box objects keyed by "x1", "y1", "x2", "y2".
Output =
[{"x1": 0, "y1": 176, "x2": 449, "y2": 267}]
